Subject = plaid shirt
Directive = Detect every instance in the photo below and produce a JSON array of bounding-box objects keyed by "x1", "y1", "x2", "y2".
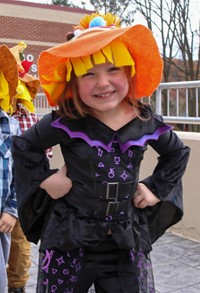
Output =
[
  {"x1": 12, "y1": 104, "x2": 39, "y2": 133},
  {"x1": 12, "y1": 104, "x2": 53, "y2": 159},
  {"x1": 0, "y1": 110, "x2": 21, "y2": 217}
]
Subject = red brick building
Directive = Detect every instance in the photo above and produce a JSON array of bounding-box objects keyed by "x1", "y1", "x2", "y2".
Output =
[{"x1": 0, "y1": 0, "x2": 93, "y2": 77}]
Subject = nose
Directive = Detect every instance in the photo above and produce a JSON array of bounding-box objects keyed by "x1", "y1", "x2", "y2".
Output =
[{"x1": 96, "y1": 73, "x2": 110, "y2": 88}]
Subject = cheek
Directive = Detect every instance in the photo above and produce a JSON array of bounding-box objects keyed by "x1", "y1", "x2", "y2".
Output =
[
  {"x1": 76, "y1": 80, "x2": 92, "y2": 103},
  {"x1": 116, "y1": 75, "x2": 129, "y2": 94},
  {"x1": 77, "y1": 78, "x2": 93, "y2": 92}
]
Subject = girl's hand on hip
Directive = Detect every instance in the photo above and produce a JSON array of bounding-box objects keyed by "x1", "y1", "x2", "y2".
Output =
[
  {"x1": 133, "y1": 183, "x2": 160, "y2": 209},
  {"x1": 40, "y1": 164, "x2": 72, "y2": 199}
]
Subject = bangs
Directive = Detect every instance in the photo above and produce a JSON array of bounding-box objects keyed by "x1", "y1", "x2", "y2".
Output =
[{"x1": 66, "y1": 39, "x2": 135, "y2": 81}]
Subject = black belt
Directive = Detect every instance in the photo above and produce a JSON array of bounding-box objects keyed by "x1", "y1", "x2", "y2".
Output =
[
  {"x1": 94, "y1": 181, "x2": 135, "y2": 219},
  {"x1": 64, "y1": 181, "x2": 136, "y2": 221}
]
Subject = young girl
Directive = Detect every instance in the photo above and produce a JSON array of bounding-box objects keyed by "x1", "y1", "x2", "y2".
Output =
[{"x1": 12, "y1": 13, "x2": 190, "y2": 293}]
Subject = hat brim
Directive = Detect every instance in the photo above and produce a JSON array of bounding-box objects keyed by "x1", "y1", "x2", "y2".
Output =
[
  {"x1": 9, "y1": 43, "x2": 40, "y2": 100},
  {"x1": 0, "y1": 45, "x2": 18, "y2": 99},
  {"x1": 38, "y1": 24, "x2": 163, "y2": 106},
  {"x1": 19, "y1": 74, "x2": 40, "y2": 100}
]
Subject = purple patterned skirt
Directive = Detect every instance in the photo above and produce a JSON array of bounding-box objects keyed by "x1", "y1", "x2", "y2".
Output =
[{"x1": 36, "y1": 237, "x2": 155, "y2": 293}]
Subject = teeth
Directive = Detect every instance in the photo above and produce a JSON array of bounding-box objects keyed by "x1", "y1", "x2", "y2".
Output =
[{"x1": 96, "y1": 92, "x2": 112, "y2": 97}]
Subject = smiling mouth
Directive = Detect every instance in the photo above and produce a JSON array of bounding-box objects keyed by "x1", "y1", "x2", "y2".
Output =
[{"x1": 94, "y1": 91, "x2": 115, "y2": 98}]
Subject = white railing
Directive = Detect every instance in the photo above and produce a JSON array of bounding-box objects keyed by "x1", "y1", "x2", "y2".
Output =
[
  {"x1": 155, "y1": 80, "x2": 200, "y2": 124},
  {"x1": 34, "y1": 94, "x2": 57, "y2": 116},
  {"x1": 34, "y1": 80, "x2": 200, "y2": 124}
]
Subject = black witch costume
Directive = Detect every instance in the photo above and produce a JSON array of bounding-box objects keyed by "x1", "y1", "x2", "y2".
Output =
[{"x1": 12, "y1": 106, "x2": 190, "y2": 293}]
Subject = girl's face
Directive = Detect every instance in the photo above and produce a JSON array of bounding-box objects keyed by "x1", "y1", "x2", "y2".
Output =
[{"x1": 76, "y1": 62, "x2": 129, "y2": 116}]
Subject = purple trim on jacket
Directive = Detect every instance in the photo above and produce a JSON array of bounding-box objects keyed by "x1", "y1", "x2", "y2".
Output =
[{"x1": 51, "y1": 118, "x2": 172, "y2": 153}]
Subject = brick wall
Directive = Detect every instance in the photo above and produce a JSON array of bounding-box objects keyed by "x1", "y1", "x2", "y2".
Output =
[
  {"x1": 0, "y1": 15, "x2": 73, "y2": 43},
  {"x1": 0, "y1": 15, "x2": 73, "y2": 76},
  {"x1": 0, "y1": 0, "x2": 92, "y2": 78}
]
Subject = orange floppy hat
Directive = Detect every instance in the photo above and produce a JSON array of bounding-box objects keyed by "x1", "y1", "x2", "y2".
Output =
[
  {"x1": 10, "y1": 42, "x2": 40, "y2": 101},
  {"x1": 9, "y1": 42, "x2": 40, "y2": 113},
  {"x1": 0, "y1": 45, "x2": 18, "y2": 113},
  {"x1": 38, "y1": 13, "x2": 163, "y2": 106}
]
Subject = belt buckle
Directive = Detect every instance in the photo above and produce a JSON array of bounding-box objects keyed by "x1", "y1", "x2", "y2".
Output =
[
  {"x1": 106, "y1": 182, "x2": 119, "y2": 200},
  {"x1": 106, "y1": 201, "x2": 119, "y2": 216}
]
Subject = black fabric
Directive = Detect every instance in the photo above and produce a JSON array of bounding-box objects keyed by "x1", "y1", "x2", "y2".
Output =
[
  {"x1": 12, "y1": 127, "x2": 57, "y2": 244},
  {"x1": 36, "y1": 237, "x2": 155, "y2": 293},
  {"x1": 11, "y1": 107, "x2": 190, "y2": 251},
  {"x1": 20, "y1": 188, "x2": 54, "y2": 243}
]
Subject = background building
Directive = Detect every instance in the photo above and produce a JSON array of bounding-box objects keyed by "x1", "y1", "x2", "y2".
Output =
[{"x1": 0, "y1": 0, "x2": 93, "y2": 77}]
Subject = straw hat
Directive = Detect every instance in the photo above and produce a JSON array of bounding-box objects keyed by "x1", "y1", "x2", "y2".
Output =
[
  {"x1": 38, "y1": 13, "x2": 163, "y2": 106},
  {"x1": 0, "y1": 45, "x2": 18, "y2": 112}
]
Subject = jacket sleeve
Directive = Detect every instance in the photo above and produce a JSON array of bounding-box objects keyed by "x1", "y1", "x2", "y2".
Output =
[
  {"x1": 140, "y1": 128, "x2": 190, "y2": 244},
  {"x1": 11, "y1": 112, "x2": 61, "y2": 243}
]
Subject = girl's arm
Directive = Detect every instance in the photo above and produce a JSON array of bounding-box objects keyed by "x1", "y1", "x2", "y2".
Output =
[
  {"x1": 11, "y1": 112, "x2": 72, "y2": 243},
  {"x1": 40, "y1": 164, "x2": 72, "y2": 199},
  {"x1": 133, "y1": 182, "x2": 160, "y2": 209},
  {"x1": 138, "y1": 128, "x2": 190, "y2": 243},
  {"x1": 140, "y1": 129, "x2": 190, "y2": 202},
  {"x1": 12, "y1": 112, "x2": 61, "y2": 188}
]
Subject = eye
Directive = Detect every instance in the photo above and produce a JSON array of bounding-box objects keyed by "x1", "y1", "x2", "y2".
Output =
[
  {"x1": 108, "y1": 66, "x2": 120, "y2": 72},
  {"x1": 82, "y1": 72, "x2": 94, "y2": 77}
]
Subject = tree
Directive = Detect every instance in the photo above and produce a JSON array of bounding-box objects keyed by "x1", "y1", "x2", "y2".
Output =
[
  {"x1": 52, "y1": 0, "x2": 76, "y2": 6},
  {"x1": 131, "y1": 0, "x2": 200, "y2": 131},
  {"x1": 131, "y1": 0, "x2": 200, "y2": 82},
  {"x1": 89, "y1": 0, "x2": 136, "y2": 25},
  {"x1": 173, "y1": 0, "x2": 200, "y2": 81},
  {"x1": 51, "y1": 0, "x2": 136, "y2": 25}
]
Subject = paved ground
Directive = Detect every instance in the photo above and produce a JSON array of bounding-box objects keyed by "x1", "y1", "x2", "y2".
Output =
[{"x1": 26, "y1": 232, "x2": 200, "y2": 292}]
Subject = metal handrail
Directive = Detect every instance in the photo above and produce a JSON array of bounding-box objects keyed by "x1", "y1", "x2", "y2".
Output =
[
  {"x1": 155, "y1": 80, "x2": 200, "y2": 124},
  {"x1": 35, "y1": 80, "x2": 200, "y2": 124}
]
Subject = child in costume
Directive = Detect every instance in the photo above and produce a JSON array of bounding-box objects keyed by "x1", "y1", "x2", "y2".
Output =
[
  {"x1": 0, "y1": 45, "x2": 21, "y2": 293},
  {"x1": 7, "y1": 42, "x2": 52, "y2": 293},
  {"x1": 7, "y1": 42, "x2": 40, "y2": 293},
  {"x1": 12, "y1": 13, "x2": 190, "y2": 293}
]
